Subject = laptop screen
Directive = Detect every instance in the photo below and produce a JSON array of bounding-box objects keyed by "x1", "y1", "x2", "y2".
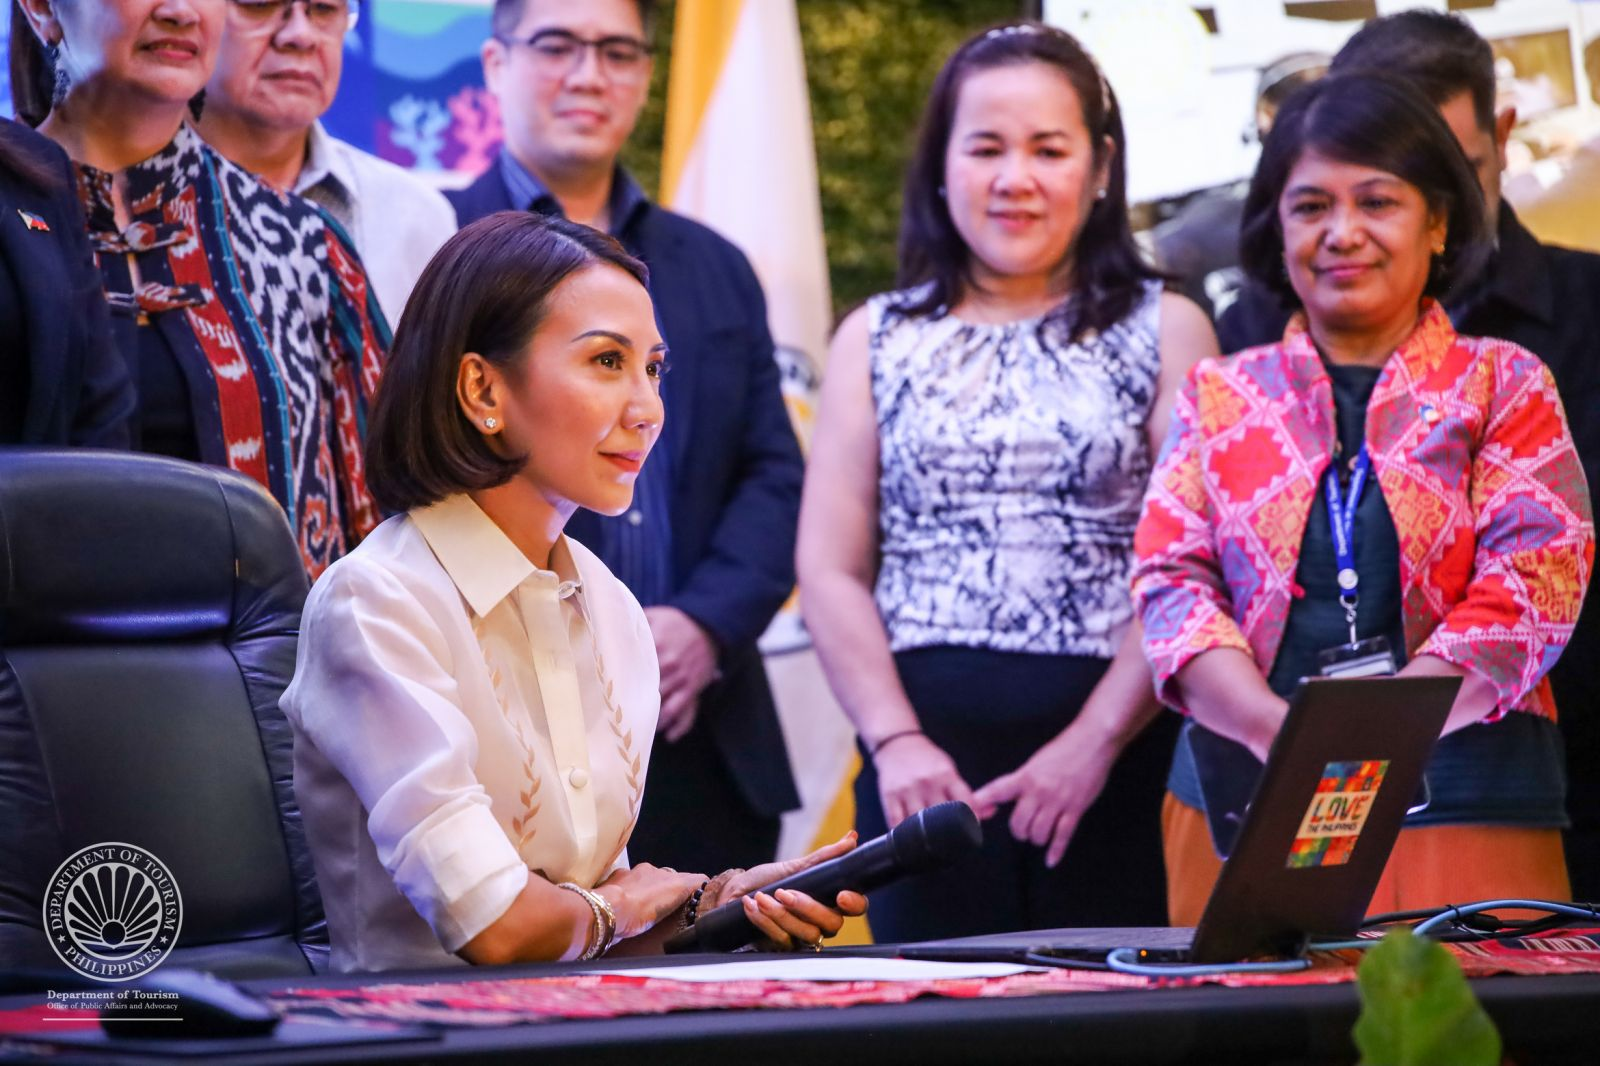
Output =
[{"x1": 1187, "y1": 675, "x2": 1459, "y2": 963}]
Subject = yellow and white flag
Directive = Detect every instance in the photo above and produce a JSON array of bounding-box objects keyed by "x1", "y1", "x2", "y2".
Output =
[
  {"x1": 661, "y1": 0, "x2": 863, "y2": 908},
  {"x1": 661, "y1": 0, "x2": 831, "y2": 431}
]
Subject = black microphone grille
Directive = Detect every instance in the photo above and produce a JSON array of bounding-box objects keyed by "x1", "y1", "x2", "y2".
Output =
[{"x1": 891, "y1": 801, "x2": 983, "y2": 872}]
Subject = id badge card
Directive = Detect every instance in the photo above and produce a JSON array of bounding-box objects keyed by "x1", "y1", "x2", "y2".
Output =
[{"x1": 1316, "y1": 635, "x2": 1397, "y2": 679}]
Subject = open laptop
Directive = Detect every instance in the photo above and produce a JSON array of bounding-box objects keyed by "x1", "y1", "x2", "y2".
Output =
[{"x1": 899, "y1": 675, "x2": 1460, "y2": 965}]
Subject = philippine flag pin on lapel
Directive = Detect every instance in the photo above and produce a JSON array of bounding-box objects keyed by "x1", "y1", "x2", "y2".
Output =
[{"x1": 17, "y1": 210, "x2": 50, "y2": 233}]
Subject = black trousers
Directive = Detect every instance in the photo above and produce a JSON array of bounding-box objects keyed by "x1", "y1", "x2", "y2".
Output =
[
  {"x1": 854, "y1": 646, "x2": 1175, "y2": 943},
  {"x1": 628, "y1": 718, "x2": 781, "y2": 878}
]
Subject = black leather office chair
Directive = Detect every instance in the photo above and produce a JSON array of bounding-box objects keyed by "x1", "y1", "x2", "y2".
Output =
[{"x1": 0, "y1": 449, "x2": 328, "y2": 978}]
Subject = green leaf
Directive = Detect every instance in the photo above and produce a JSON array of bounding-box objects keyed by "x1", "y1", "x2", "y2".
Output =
[{"x1": 1353, "y1": 928, "x2": 1501, "y2": 1066}]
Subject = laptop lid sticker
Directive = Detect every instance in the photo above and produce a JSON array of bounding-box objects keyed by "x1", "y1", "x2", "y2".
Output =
[{"x1": 1287, "y1": 760, "x2": 1389, "y2": 869}]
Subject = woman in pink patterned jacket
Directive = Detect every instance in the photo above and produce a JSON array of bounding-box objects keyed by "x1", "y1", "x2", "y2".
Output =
[{"x1": 1133, "y1": 73, "x2": 1593, "y2": 924}]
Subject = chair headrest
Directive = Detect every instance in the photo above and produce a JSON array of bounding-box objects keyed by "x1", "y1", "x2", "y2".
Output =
[{"x1": 0, "y1": 450, "x2": 308, "y2": 643}]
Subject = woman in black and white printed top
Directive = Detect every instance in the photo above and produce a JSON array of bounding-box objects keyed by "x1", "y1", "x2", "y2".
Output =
[{"x1": 799, "y1": 21, "x2": 1218, "y2": 940}]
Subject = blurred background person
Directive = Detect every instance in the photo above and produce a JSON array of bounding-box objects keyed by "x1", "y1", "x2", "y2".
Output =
[
  {"x1": 1136, "y1": 72, "x2": 1590, "y2": 926},
  {"x1": 1513, "y1": 35, "x2": 1600, "y2": 256},
  {"x1": 1153, "y1": 50, "x2": 1327, "y2": 324},
  {"x1": 450, "y1": 0, "x2": 804, "y2": 875},
  {"x1": 1215, "y1": 9, "x2": 1600, "y2": 906},
  {"x1": 11, "y1": 0, "x2": 389, "y2": 577},
  {"x1": 283, "y1": 212, "x2": 863, "y2": 972},
  {"x1": 197, "y1": 0, "x2": 456, "y2": 327},
  {"x1": 799, "y1": 21, "x2": 1217, "y2": 942},
  {"x1": 0, "y1": 117, "x2": 132, "y2": 447}
]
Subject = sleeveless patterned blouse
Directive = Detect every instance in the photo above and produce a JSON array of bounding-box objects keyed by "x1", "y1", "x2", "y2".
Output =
[{"x1": 869, "y1": 281, "x2": 1163, "y2": 658}]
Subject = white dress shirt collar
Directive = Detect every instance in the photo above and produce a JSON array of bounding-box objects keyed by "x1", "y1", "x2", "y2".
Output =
[
  {"x1": 289, "y1": 122, "x2": 459, "y2": 329},
  {"x1": 296, "y1": 121, "x2": 352, "y2": 210},
  {"x1": 410, "y1": 494, "x2": 583, "y2": 620}
]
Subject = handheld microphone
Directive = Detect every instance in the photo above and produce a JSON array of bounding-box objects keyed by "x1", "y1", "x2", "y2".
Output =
[{"x1": 663, "y1": 800, "x2": 982, "y2": 954}]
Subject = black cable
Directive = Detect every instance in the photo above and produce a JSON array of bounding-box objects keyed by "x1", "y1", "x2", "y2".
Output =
[
  {"x1": 1020, "y1": 949, "x2": 1112, "y2": 972},
  {"x1": 1362, "y1": 906, "x2": 1451, "y2": 928},
  {"x1": 1411, "y1": 900, "x2": 1600, "y2": 941}
]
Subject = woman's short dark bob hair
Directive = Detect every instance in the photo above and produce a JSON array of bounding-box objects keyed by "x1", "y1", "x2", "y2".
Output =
[
  {"x1": 1239, "y1": 71, "x2": 1492, "y2": 308},
  {"x1": 895, "y1": 20, "x2": 1158, "y2": 341},
  {"x1": 365, "y1": 212, "x2": 648, "y2": 514}
]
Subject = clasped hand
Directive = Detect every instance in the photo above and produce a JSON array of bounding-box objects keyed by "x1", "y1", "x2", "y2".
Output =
[
  {"x1": 875, "y1": 730, "x2": 1117, "y2": 869},
  {"x1": 645, "y1": 606, "x2": 719, "y2": 743},
  {"x1": 971, "y1": 732, "x2": 1117, "y2": 868},
  {"x1": 872, "y1": 733, "x2": 979, "y2": 829}
]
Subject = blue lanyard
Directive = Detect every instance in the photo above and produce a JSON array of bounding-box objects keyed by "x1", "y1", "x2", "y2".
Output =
[{"x1": 1324, "y1": 444, "x2": 1372, "y2": 644}]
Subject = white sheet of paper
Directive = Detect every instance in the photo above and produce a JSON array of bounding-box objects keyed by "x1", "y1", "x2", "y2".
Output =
[{"x1": 589, "y1": 957, "x2": 1044, "y2": 983}]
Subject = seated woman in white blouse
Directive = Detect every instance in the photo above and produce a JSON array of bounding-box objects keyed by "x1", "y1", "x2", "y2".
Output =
[{"x1": 281, "y1": 212, "x2": 864, "y2": 973}]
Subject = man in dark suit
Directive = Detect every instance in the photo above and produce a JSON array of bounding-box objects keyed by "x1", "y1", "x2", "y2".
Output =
[
  {"x1": 449, "y1": 0, "x2": 801, "y2": 874},
  {"x1": 1218, "y1": 10, "x2": 1600, "y2": 903}
]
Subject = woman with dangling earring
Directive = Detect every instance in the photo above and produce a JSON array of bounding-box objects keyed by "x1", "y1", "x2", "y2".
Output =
[
  {"x1": 799, "y1": 21, "x2": 1220, "y2": 941},
  {"x1": 9, "y1": 0, "x2": 389, "y2": 577}
]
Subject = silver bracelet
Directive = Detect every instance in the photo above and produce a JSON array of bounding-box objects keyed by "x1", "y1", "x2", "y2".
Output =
[{"x1": 557, "y1": 882, "x2": 616, "y2": 961}]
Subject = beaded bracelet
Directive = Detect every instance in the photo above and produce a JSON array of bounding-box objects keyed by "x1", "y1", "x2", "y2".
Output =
[
  {"x1": 557, "y1": 882, "x2": 616, "y2": 961},
  {"x1": 681, "y1": 878, "x2": 711, "y2": 930}
]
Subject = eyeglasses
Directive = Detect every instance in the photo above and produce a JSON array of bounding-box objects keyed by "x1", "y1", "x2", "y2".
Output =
[
  {"x1": 229, "y1": 0, "x2": 360, "y2": 36},
  {"x1": 497, "y1": 29, "x2": 653, "y2": 84}
]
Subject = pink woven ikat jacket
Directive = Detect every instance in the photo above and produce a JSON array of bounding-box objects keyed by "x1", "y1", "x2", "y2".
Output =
[{"x1": 1132, "y1": 302, "x2": 1593, "y2": 722}]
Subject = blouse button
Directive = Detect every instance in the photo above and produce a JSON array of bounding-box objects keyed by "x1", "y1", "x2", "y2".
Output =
[{"x1": 568, "y1": 767, "x2": 590, "y2": 789}]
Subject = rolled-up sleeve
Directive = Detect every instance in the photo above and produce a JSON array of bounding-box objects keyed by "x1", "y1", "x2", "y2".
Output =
[{"x1": 282, "y1": 562, "x2": 526, "y2": 953}]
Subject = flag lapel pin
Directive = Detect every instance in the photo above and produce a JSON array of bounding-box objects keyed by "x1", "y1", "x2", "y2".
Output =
[{"x1": 17, "y1": 210, "x2": 50, "y2": 233}]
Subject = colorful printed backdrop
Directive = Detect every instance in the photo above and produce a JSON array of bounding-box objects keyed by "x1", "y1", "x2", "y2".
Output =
[
  {"x1": 2, "y1": 1, "x2": 501, "y2": 183},
  {"x1": 326, "y1": 1, "x2": 498, "y2": 181}
]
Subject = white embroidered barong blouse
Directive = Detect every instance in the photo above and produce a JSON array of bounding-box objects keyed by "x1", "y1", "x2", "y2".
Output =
[{"x1": 281, "y1": 493, "x2": 659, "y2": 973}]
